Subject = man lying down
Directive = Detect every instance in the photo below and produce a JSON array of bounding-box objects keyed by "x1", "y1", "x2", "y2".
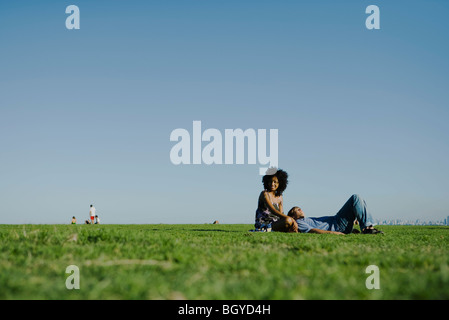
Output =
[{"x1": 287, "y1": 194, "x2": 384, "y2": 235}]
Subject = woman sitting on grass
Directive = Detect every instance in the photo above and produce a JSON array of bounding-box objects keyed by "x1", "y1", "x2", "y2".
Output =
[{"x1": 254, "y1": 168, "x2": 298, "y2": 232}]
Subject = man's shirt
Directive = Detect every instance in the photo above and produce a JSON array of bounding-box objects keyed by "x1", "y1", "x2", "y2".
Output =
[{"x1": 296, "y1": 216, "x2": 338, "y2": 233}]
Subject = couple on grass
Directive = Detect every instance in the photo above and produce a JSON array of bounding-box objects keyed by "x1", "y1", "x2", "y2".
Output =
[{"x1": 254, "y1": 168, "x2": 383, "y2": 234}]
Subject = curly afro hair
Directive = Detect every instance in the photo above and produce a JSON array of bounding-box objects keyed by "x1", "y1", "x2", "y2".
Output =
[{"x1": 262, "y1": 168, "x2": 288, "y2": 196}]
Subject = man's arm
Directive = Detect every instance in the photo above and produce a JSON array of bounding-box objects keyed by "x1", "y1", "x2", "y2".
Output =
[{"x1": 309, "y1": 228, "x2": 345, "y2": 235}]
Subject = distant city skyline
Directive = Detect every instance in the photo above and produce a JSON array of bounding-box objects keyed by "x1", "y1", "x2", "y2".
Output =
[{"x1": 375, "y1": 217, "x2": 449, "y2": 226}]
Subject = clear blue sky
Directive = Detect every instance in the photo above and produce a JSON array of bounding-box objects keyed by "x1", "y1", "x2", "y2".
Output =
[{"x1": 1, "y1": 1, "x2": 448, "y2": 224}]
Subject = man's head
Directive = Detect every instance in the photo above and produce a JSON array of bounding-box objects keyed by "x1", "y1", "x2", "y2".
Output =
[{"x1": 288, "y1": 206, "x2": 305, "y2": 220}]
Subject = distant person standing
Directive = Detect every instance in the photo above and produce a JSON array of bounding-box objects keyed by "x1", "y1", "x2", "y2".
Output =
[
  {"x1": 71, "y1": 216, "x2": 77, "y2": 224},
  {"x1": 89, "y1": 205, "x2": 96, "y2": 224},
  {"x1": 95, "y1": 215, "x2": 100, "y2": 224}
]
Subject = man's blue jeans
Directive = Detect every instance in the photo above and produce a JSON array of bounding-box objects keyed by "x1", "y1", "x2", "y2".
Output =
[{"x1": 335, "y1": 194, "x2": 376, "y2": 234}]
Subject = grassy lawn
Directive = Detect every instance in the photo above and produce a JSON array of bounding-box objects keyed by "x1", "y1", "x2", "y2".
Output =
[{"x1": 1, "y1": 224, "x2": 448, "y2": 299}]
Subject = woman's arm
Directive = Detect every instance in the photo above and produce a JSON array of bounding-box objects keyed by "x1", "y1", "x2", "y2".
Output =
[
  {"x1": 279, "y1": 196, "x2": 284, "y2": 215},
  {"x1": 263, "y1": 192, "x2": 288, "y2": 219}
]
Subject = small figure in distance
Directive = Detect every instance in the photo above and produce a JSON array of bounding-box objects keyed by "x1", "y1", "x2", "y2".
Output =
[
  {"x1": 89, "y1": 205, "x2": 96, "y2": 225},
  {"x1": 95, "y1": 215, "x2": 100, "y2": 224},
  {"x1": 71, "y1": 216, "x2": 77, "y2": 224}
]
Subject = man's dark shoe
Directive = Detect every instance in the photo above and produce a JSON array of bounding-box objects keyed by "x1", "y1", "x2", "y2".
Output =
[{"x1": 362, "y1": 228, "x2": 384, "y2": 234}]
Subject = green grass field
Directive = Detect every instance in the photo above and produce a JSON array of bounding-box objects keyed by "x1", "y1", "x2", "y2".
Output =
[{"x1": 1, "y1": 224, "x2": 449, "y2": 300}]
